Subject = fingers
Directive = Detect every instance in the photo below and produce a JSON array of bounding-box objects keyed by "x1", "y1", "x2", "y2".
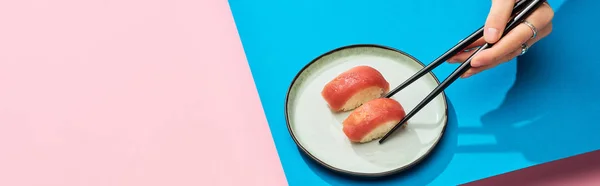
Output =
[
  {"x1": 461, "y1": 49, "x2": 521, "y2": 78},
  {"x1": 448, "y1": 38, "x2": 486, "y2": 63},
  {"x1": 472, "y1": 3, "x2": 554, "y2": 68},
  {"x1": 461, "y1": 64, "x2": 499, "y2": 78},
  {"x1": 523, "y1": 22, "x2": 552, "y2": 47},
  {"x1": 484, "y1": 0, "x2": 517, "y2": 43},
  {"x1": 463, "y1": 37, "x2": 486, "y2": 51},
  {"x1": 450, "y1": 21, "x2": 552, "y2": 64},
  {"x1": 462, "y1": 23, "x2": 552, "y2": 78},
  {"x1": 446, "y1": 2, "x2": 554, "y2": 78}
]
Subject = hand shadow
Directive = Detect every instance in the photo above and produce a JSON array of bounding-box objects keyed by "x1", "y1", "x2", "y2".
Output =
[{"x1": 456, "y1": 0, "x2": 600, "y2": 163}]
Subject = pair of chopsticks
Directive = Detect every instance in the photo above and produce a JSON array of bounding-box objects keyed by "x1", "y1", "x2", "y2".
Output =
[{"x1": 378, "y1": 0, "x2": 547, "y2": 144}]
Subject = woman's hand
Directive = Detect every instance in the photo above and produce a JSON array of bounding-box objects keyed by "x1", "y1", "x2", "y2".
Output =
[{"x1": 447, "y1": 0, "x2": 554, "y2": 78}]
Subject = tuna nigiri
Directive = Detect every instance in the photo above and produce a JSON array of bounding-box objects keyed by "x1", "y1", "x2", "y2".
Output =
[
  {"x1": 321, "y1": 66, "x2": 390, "y2": 112},
  {"x1": 342, "y1": 98, "x2": 406, "y2": 143}
]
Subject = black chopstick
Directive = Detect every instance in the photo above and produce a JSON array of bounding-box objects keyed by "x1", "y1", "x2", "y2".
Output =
[
  {"x1": 384, "y1": 0, "x2": 532, "y2": 98},
  {"x1": 379, "y1": 0, "x2": 547, "y2": 144}
]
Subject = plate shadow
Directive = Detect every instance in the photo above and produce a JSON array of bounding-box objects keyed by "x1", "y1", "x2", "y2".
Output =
[
  {"x1": 455, "y1": 0, "x2": 600, "y2": 163},
  {"x1": 299, "y1": 100, "x2": 459, "y2": 185}
]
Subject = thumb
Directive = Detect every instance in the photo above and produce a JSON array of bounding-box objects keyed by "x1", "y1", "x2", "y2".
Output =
[{"x1": 484, "y1": 0, "x2": 516, "y2": 43}]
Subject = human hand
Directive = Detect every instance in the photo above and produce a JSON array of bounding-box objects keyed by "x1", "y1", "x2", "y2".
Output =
[{"x1": 447, "y1": 0, "x2": 554, "y2": 78}]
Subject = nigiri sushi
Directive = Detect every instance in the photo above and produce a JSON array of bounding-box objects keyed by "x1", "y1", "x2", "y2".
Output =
[
  {"x1": 342, "y1": 98, "x2": 406, "y2": 143},
  {"x1": 321, "y1": 66, "x2": 390, "y2": 112}
]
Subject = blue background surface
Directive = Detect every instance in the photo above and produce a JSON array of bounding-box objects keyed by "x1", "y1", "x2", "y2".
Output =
[{"x1": 229, "y1": 0, "x2": 600, "y2": 185}]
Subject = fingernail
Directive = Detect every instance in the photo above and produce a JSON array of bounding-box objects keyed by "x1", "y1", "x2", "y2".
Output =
[
  {"x1": 461, "y1": 69, "x2": 474, "y2": 78},
  {"x1": 463, "y1": 46, "x2": 480, "y2": 52},
  {"x1": 484, "y1": 28, "x2": 499, "y2": 42}
]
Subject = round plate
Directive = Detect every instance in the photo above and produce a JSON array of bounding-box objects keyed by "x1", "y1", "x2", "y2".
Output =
[{"x1": 284, "y1": 44, "x2": 448, "y2": 177}]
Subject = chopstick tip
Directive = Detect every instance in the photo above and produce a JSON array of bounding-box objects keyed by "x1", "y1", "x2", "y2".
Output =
[{"x1": 378, "y1": 135, "x2": 389, "y2": 144}]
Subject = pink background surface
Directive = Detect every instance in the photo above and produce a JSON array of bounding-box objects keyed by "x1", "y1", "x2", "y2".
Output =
[{"x1": 0, "y1": 0, "x2": 287, "y2": 185}]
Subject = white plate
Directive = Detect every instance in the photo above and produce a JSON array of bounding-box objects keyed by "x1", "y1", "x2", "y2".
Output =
[{"x1": 285, "y1": 45, "x2": 448, "y2": 177}]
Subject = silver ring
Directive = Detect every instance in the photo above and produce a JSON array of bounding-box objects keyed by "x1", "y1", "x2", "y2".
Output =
[
  {"x1": 522, "y1": 21, "x2": 538, "y2": 39},
  {"x1": 520, "y1": 43, "x2": 529, "y2": 56}
]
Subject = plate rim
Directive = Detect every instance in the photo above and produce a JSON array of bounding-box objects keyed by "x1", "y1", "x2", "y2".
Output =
[{"x1": 284, "y1": 44, "x2": 449, "y2": 178}]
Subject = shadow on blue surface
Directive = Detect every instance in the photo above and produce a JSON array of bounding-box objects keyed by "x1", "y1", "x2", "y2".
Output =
[
  {"x1": 227, "y1": 0, "x2": 600, "y2": 185},
  {"x1": 456, "y1": 0, "x2": 600, "y2": 164},
  {"x1": 300, "y1": 101, "x2": 459, "y2": 186},
  {"x1": 289, "y1": 1, "x2": 593, "y2": 184}
]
